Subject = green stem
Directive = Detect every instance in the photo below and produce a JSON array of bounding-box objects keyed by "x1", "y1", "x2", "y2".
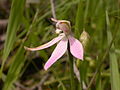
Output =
[{"x1": 68, "y1": 44, "x2": 75, "y2": 90}]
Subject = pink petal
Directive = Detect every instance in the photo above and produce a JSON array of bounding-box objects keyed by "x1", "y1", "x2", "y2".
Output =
[
  {"x1": 68, "y1": 35, "x2": 84, "y2": 60},
  {"x1": 44, "y1": 38, "x2": 68, "y2": 70},
  {"x1": 24, "y1": 35, "x2": 64, "y2": 51}
]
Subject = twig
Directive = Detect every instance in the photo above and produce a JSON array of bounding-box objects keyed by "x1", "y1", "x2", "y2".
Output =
[
  {"x1": 15, "y1": 73, "x2": 50, "y2": 90},
  {"x1": 0, "y1": 19, "x2": 8, "y2": 30},
  {"x1": 31, "y1": 73, "x2": 50, "y2": 90},
  {"x1": 15, "y1": 82, "x2": 32, "y2": 90},
  {"x1": 50, "y1": 0, "x2": 56, "y2": 19}
]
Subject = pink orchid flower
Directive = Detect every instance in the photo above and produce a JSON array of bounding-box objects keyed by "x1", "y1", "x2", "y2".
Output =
[{"x1": 24, "y1": 18, "x2": 84, "y2": 70}]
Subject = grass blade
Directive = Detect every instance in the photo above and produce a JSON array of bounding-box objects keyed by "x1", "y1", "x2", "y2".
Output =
[
  {"x1": 106, "y1": 10, "x2": 120, "y2": 90},
  {"x1": 75, "y1": 0, "x2": 84, "y2": 38},
  {"x1": 0, "y1": 0, "x2": 25, "y2": 77},
  {"x1": 3, "y1": 44, "x2": 26, "y2": 90}
]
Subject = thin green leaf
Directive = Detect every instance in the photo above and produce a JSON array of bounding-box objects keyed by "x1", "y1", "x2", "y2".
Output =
[
  {"x1": 75, "y1": 0, "x2": 84, "y2": 38},
  {"x1": 0, "y1": 0, "x2": 25, "y2": 77},
  {"x1": 106, "y1": 10, "x2": 120, "y2": 90},
  {"x1": 3, "y1": 44, "x2": 26, "y2": 90}
]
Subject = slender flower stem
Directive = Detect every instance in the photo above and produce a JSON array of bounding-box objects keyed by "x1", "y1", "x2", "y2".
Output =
[{"x1": 68, "y1": 44, "x2": 75, "y2": 90}]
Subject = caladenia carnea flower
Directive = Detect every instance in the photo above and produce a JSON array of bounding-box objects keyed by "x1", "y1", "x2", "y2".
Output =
[{"x1": 24, "y1": 18, "x2": 84, "y2": 70}]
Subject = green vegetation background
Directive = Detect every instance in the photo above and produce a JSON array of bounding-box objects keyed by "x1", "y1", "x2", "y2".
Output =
[{"x1": 0, "y1": 0, "x2": 120, "y2": 90}]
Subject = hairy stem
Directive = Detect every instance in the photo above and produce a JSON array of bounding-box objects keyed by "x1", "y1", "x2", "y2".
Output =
[{"x1": 68, "y1": 44, "x2": 75, "y2": 90}]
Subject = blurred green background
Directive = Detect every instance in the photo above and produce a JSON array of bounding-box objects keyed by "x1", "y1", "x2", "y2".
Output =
[{"x1": 0, "y1": 0, "x2": 120, "y2": 90}]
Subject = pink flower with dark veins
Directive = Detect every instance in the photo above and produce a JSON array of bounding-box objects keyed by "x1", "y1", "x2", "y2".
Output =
[{"x1": 24, "y1": 18, "x2": 84, "y2": 70}]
